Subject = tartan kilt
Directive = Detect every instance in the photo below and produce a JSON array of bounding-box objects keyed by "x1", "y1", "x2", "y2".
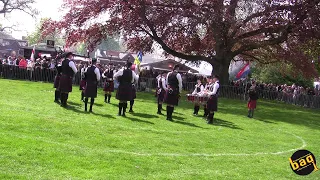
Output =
[
  {"x1": 104, "y1": 80, "x2": 114, "y2": 92},
  {"x1": 53, "y1": 75, "x2": 61, "y2": 89},
  {"x1": 116, "y1": 83, "x2": 133, "y2": 101},
  {"x1": 207, "y1": 95, "x2": 218, "y2": 112},
  {"x1": 84, "y1": 81, "x2": 98, "y2": 98},
  {"x1": 164, "y1": 87, "x2": 180, "y2": 106},
  {"x1": 131, "y1": 85, "x2": 137, "y2": 100},
  {"x1": 157, "y1": 88, "x2": 165, "y2": 103},
  {"x1": 79, "y1": 79, "x2": 86, "y2": 90},
  {"x1": 59, "y1": 74, "x2": 73, "y2": 93},
  {"x1": 247, "y1": 100, "x2": 257, "y2": 109}
]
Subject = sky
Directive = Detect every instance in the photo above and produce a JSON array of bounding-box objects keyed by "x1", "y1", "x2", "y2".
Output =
[{"x1": 1, "y1": 0, "x2": 63, "y2": 39}]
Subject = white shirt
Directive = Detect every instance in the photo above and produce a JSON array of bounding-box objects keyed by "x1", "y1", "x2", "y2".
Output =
[
  {"x1": 158, "y1": 76, "x2": 167, "y2": 90},
  {"x1": 68, "y1": 59, "x2": 78, "y2": 73},
  {"x1": 166, "y1": 71, "x2": 183, "y2": 93},
  {"x1": 208, "y1": 81, "x2": 220, "y2": 96},
  {"x1": 81, "y1": 67, "x2": 87, "y2": 78},
  {"x1": 192, "y1": 84, "x2": 204, "y2": 95},
  {"x1": 113, "y1": 69, "x2": 139, "y2": 83}
]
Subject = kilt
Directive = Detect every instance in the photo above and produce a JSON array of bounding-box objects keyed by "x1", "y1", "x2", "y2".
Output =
[
  {"x1": 207, "y1": 95, "x2": 218, "y2": 112},
  {"x1": 84, "y1": 81, "x2": 98, "y2": 98},
  {"x1": 131, "y1": 84, "x2": 136, "y2": 100},
  {"x1": 79, "y1": 79, "x2": 86, "y2": 90},
  {"x1": 116, "y1": 83, "x2": 133, "y2": 101},
  {"x1": 104, "y1": 80, "x2": 114, "y2": 92},
  {"x1": 247, "y1": 100, "x2": 257, "y2": 109},
  {"x1": 157, "y1": 88, "x2": 165, "y2": 103},
  {"x1": 164, "y1": 87, "x2": 180, "y2": 106},
  {"x1": 59, "y1": 74, "x2": 73, "y2": 93},
  {"x1": 53, "y1": 75, "x2": 61, "y2": 89}
]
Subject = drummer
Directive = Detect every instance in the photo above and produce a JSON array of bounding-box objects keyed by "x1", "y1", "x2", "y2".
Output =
[
  {"x1": 202, "y1": 76, "x2": 213, "y2": 118},
  {"x1": 192, "y1": 79, "x2": 204, "y2": 116}
]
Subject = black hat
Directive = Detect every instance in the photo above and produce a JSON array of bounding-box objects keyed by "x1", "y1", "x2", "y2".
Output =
[
  {"x1": 214, "y1": 75, "x2": 220, "y2": 79},
  {"x1": 173, "y1": 64, "x2": 180, "y2": 70},
  {"x1": 126, "y1": 62, "x2": 132, "y2": 68},
  {"x1": 92, "y1": 58, "x2": 97, "y2": 64},
  {"x1": 65, "y1": 52, "x2": 73, "y2": 58}
]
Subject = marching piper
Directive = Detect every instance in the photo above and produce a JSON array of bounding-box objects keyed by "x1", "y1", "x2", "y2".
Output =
[
  {"x1": 164, "y1": 65, "x2": 183, "y2": 121},
  {"x1": 129, "y1": 64, "x2": 139, "y2": 113},
  {"x1": 156, "y1": 72, "x2": 167, "y2": 115},
  {"x1": 113, "y1": 62, "x2": 139, "y2": 116},
  {"x1": 53, "y1": 58, "x2": 62, "y2": 103},
  {"x1": 102, "y1": 64, "x2": 115, "y2": 103},
  {"x1": 83, "y1": 58, "x2": 101, "y2": 112},
  {"x1": 206, "y1": 75, "x2": 220, "y2": 124},
  {"x1": 192, "y1": 79, "x2": 205, "y2": 116},
  {"x1": 80, "y1": 62, "x2": 88, "y2": 102},
  {"x1": 203, "y1": 76, "x2": 212, "y2": 118},
  {"x1": 59, "y1": 52, "x2": 78, "y2": 107}
]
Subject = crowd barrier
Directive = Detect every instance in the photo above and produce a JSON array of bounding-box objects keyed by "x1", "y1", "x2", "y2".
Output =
[{"x1": 1, "y1": 64, "x2": 319, "y2": 109}]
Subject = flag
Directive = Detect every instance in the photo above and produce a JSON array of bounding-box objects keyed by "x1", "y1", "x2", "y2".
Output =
[
  {"x1": 134, "y1": 51, "x2": 143, "y2": 65},
  {"x1": 236, "y1": 63, "x2": 250, "y2": 79},
  {"x1": 30, "y1": 45, "x2": 35, "y2": 62}
]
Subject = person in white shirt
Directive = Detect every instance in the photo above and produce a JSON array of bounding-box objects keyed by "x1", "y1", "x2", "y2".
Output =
[
  {"x1": 59, "y1": 52, "x2": 78, "y2": 107},
  {"x1": 80, "y1": 62, "x2": 88, "y2": 102},
  {"x1": 164, "y1": 65, "x2": 183, "y2": 121},
  {"x1": 113, "y1": 62, "x2": 139, "y2": 116},
  {"x1": 83, "y1": 58, "x2": 101, "y2": 112},
  {"x1": 206, "y1": 75, "x2": 220, "y2": 124},
  {"x1": 192, "y1": 79, "x2": 205, "y2": 116},
  {"x1": 156, "y1": 72, "x2": 167, "y2": 115}
]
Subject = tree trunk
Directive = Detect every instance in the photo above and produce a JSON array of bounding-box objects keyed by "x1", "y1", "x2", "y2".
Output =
[{"x1": 211, "y1": 58, "x2": 231, "y2": 85}]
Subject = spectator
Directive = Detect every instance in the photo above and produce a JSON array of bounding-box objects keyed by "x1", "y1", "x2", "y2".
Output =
[{"x1": 19, "y1": 58, "x2": 27, "y2": 69}]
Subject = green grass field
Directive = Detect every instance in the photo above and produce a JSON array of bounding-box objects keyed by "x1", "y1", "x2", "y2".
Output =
[{"x1": 0, "y1": 79, "x2": 319, "y2": 179}]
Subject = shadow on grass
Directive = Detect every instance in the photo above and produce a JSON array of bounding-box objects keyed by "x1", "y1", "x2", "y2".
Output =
[
  {"x1": 172, "y1": 115, "x2": 185, "y2": 121},
  {"x1": 173, "y1": 120, "x2": 205, "y2": 129},
  {"x1": 91, "y1": 112, "x2": 114, "y2": 119},
  {"x1": 124, "y1": 116, "x2": 154, "y2": 125},
  {"x1": 211, "y1": 118, "x2": 243, "y2": 130},
  {"x1": 132, "y1": 113, "x2": 159, "y2": 119}
]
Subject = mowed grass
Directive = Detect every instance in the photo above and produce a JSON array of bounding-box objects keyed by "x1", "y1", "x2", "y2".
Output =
[{"x1": 0, "y1": 79, "x2": 319, "y2": 180}]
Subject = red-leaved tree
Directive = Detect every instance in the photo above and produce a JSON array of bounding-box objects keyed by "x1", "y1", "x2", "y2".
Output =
[{"x1": 41, "y1": 0, "x2": 320, "y2": 84}]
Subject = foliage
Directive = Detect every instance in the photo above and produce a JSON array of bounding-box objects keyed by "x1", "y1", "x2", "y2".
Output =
[
  {"x1": 74, "y1": 37, "x2": 121, "y2": 56},
  {"x1": 41, "y1": 0, "x2": 320, "y2": 84},
  {"x1": 252, "y1": 63, "x2": 314, "y2": 87},
  {"x1": 27, "y1": 18, "x2": 65, "y2": 47},
  {"x1": 0, "y1": 79, "x2": 320, "y2": 179},
  {"x1": 0, "y1": 0, "x2": 38, "y2": 16}
]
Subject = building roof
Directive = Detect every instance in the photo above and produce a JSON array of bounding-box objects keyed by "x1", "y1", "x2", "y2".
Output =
[
  {"x1": 0, "y1": 31, "x2": 15, "y2": 40},
  {"x1": 141, "y1": 59, "x2": 198, "y2": 73}
]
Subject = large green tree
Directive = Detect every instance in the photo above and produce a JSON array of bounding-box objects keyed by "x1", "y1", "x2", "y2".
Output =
[{"x1": 27, "y1": 18, "x2": 65, "y2": 46}]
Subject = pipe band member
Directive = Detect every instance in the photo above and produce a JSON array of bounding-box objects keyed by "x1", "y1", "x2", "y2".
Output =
[
  {"x1": 83, "y1": 58, "x2": 101, "y2": 112},
  {"x1": 164, "y1": 65, "x2": 183, "y2": 121},
  {"x1": 206, "y1": 75, "x2": 220, "y2": 124},
  {"x1": 157, "y1": 72, "x2": 167, "y2": 115},
  {"x1": 59, "y1": 52, "x2": 78, "y2": 107},
  {"x1": 192, "y1": 79, "x2": 204, "y2": 116},
  {"x1": 113, "y1": 62, "x2": 139, "y2": 116},
  {"x1": 102, "y1": 63, "x2": 115, "y2": 103}
]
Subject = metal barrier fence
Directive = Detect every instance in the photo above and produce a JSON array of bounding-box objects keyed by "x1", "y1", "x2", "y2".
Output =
[{"x1": 1, "y1": 64, "x2": 319, "y2": 109}]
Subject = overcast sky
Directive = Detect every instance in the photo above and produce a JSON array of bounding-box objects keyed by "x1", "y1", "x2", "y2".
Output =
[{"x1": 1, "y1": 0, "x2": 63, "y2": 39}]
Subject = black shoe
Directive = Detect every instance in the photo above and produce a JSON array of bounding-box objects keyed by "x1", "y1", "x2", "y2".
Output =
[
  {"x1": 157, "y1": 112, "x2": 163, "y2": 115},
  {"x1": 166, "y1": 117, "x2": 173, "y2": 121},
  {"x1": 129, "y1": 109, "x2": 134, "y2": 113},
  {"x1": 118, "y1": 113, "x2": 121, "y2": 116},
  {"x1": 207, "y1": 120, "x2": 213, "y2": 124},
  {"x1": 122, "y1": 114, "x2": 126, "y2": 117},
  {"x1": 54, "y1": 100, "x2": 60, "y2": 103}
]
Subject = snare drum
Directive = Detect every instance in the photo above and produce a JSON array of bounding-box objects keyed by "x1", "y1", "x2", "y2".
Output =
[{"x1": 187, "y1": 94, "x2": 195, "y2": 102}]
